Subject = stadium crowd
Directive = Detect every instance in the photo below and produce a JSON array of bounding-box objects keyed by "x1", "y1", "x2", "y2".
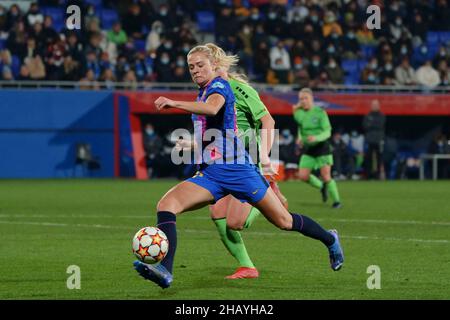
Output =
[{"x1": 0, "y1": 0, "x2": 449, "y2": 88}]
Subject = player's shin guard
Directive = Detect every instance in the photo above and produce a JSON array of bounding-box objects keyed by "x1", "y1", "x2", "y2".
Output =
[
  {"x1": 289, "y1": 213, "x2": 335, "y2": 247},
  {"x1": 213, "y1": 218, "x2": 255, "y2": 268},
  {"x1": 308, "y1": 174, "x2": 323, "y2": 189},
  {"x1": 157, "y1": 211, "x2": 177, "y2": 274},
  {"x1": 243, "y1": 207, "x2": 260, "y2": 229}
]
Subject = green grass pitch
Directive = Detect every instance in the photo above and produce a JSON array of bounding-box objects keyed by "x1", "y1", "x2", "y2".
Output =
[{"x1": 0, "y1": 179, "x2": 449, "y2": 300}]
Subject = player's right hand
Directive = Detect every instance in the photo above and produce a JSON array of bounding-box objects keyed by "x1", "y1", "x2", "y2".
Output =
[{"x1": 154, "y1": 96, "x2": 175, "y2": 111}]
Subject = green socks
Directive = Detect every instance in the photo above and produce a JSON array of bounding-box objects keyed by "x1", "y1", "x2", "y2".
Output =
[
  {"x1": 243, "y1": 207, "x2": 260, "y2": 229},
  {"x1": 213, "y1": 218, "x2": 255, "y2": 268},
  {"x1": 326, "y1": 179, "x2": 341, "y2": 203},
  {"x1": 308, "y1": 174, "x2": 324, "y2": 189}
]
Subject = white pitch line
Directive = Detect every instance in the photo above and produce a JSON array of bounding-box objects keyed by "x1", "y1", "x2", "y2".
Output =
[
  {"x1": 0, "y1": 220, "x2": 448, "y2": 244},
  {"x1": 1, "y1": 214, "x2": 450, "y2": 227}
]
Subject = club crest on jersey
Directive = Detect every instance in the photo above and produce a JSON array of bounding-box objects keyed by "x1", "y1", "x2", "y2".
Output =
[{"x1": 211, "y1": 82, "x2": 225, "y2": 89}]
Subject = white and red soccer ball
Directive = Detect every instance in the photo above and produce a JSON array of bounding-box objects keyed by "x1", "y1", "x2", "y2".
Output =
[{"x1": 132, "y1": 227, "x2": 169, "y2": 264}]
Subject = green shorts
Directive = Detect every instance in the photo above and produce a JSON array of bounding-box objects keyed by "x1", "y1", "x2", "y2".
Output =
[{"x1": 299, "y1": 154, "x2": 333, "y2": 171}]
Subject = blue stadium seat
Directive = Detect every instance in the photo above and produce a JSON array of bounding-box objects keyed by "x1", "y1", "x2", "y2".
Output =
[
  {"x1": 360, "y1": 44, "x2": 376, "y2": 59},
  {"x1": 135, "y1": 40, "x2": 146, "y2": 52},
  {"x1": 42, "y1": 7, "x2": 64, "y2": 27},
  {"x1": 357, "y1": 59, "x2": 368, "y2": 71},
  {"x1": 341, "y1": 59, "x2": 359, "y2": 73},
  {"x1": 101, "y1": 9, "x2": 119, "y2": 30},
  {"x1": 196, "y1": 11, "x2": 215, "y2": 32},
  {"x1": 426, "y1": 31, "x2": 440, "y2": 46},
  {"x1": 85, "y1": 0, "x2": 103, "y2": 9},
  {"x1": 439, "y1": 31, "x2": 450, "y2": 45},
  {"x1": 344, "y1": 74, "x2": 359, "y2": 85},
  {"x1": 0, "y1": 39, "x2": 5, "y2": 50},
  {"x1": 11, "y1": 55, "x2": 20, "y2": 78}
]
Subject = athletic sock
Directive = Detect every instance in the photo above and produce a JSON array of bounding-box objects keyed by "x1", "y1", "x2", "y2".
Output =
[
  {"x1": 243, "y1": 207, "x2": 261, "y2": 229},
  {"x1": 290, "y1": 213, "x2": 334, "y2": 247},
  {"x1": 327, "y1": 179, "x2": 341, "y2": 203},
  {"x1": 308, "y1": 174, "x2": 323, "y2": 189},
  {"x1": 157, "y1": 211, "x2": 177, "y2": 274},
  {"x1": 213, "y1": 218, "x2": 255, "y2": 268}
]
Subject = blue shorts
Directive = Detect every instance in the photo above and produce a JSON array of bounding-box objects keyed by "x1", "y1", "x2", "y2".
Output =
[{"x1": 187, "y1": 164, "x2": 269, "y2": 203}]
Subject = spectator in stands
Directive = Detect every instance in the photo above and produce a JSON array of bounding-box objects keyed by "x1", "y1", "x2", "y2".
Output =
[
  {"x1": 415, "y1": 60, "x2": 441, "y2": 89},
  {"x1": 433, "y1": 45, "x2": 450, "y2": 67},
  {"x1": 122, "y1": 3, "x2": 145, "y2": 40},
  {"x1": 427, "y1": 133, "x2": 450, "y2": 179},
  {"x1": 0, "y1": 5, "x2": 7, "y2": 33},
  {"x1": 361, "y1": 57, "x2": 381, "y2": 85},
  {"x1": 62, "y1": 55, "x2": 80, "y2": 81},
  {"x1": 324, "y1": 57, "x2": 344, "y2": 84},
  {"x1": 355, "y1": 22, "x2": 377, "y2": 46},
  {"x1": 308, "y1": 54, "x2": 323, "y2": 80},
  {"x1": 143, "y1": 122, "x2": 163, "y2": 179},
  {"x1": 437, "y1": 60, "x2": 450, "y2": 86},
  {"x1": 17, "y1": 65, "x2": 31, "y2": 81},
  {"x1": 410, "y1": 12, "x2": 428, "y2": 46},
  {"x1": 122, "y1": 70, "x2": 138, "y2": 90},
  {"x1": 25, "y1": 2, "x2": 44, "y2": 30},
  {"x1": 433, "y1": 0, "x2": 450, "y2": 31},
  {"x1": 145, "y1": 20, "x2": 163, "y2": 53},
  {"x1": 237, "y1": 23, "x2": 253, "y2": 74},
  {"x1": 5, "y1": 4, "x2": 22, "y2": 31},
  {"x1": 154, "y1": 3, "x2": 177, "y2": 31},
  {"x1": 42, "y1": 16, "x2": 59, "y2": 45},
  {"x1": 6, "y1": 21, "x2": 27, "y2": 57},
  {"x1": 269, "y1": 40, "x2": 291, "y2": 84},
  {"x1": 363, "y1": 100, "x2": 386, "y2": 180},
  {"x1": 395, "y1": 57, "x2": 416, "y2": 85},
  {"x1": 154, "y1": 51, "x2": 174, "y2": 82},
  {"x1": 107, "y1": 22, "x2": 127, "y2": 46},
  {"x1": 331, "y1": 132, "x2": 350, "y2": 180},
  {"x1": 310, "y1": 70, "x2": 331, "y2": 88},
  {"x1": 24, "y1": 55, "x2": 46, "y2": 80},
  {"x1": 65, "y1": 32, "x2": 83, "y2": 63},
  {"x1": 253, "y1": 41, "x2": 270, "y2": 82},
  {"x1": 99, "y1": 68, "x2": 116, "y2": 89},
  {"x1": 78, "y1": 69, "x2": 100, "y2": 90},
  {"x1": 344, "y1": 130, "x2": 365, "y2": 180},
  {"x1": 322, "y1": 11, "x2": 342, "y2": 38},
  {"x1": 20, "y1": 37, "x2": 41, "y2": 63},
  {"x1": 342, "y1": 27, "x2": 361, "y2": 59},
  {"x1": 287, "y1": 0, "x2": 309, "y2": 25},
  {"x1": 45, "y1": 38, "x2": 66, "y2": 80},
  {"x1": 264, "y1": 5, "x2": 286, "y2": 39},
  {"x1": 215, "y1": 6, "x2": 239, "y2": 45},
  {"x1": 84, "y1": 4, "x2": 100, "y2": 32}
]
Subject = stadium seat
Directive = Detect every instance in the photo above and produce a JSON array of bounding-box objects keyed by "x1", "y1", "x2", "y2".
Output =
[
  {"x1": 101, "y1": 9, "x2": 119, "y2": 30},
  {"x1": 360, "y1": 44, "x2": 376, "y2": 59},
  {"x1": 11, "y1": 55, "x2": 20, "y2": 78},
  {"x1": 85, "y1": 0, "x2": 103, "y2": 10},
  {"x1": 439, "y1": 31, "x2": 450, "y2": 45},
  {"x1": 135, "y1": 40, "x2": 146, "y2": 53},
  {"x1": 342, "y1": 59, "x2": 359, "y2": 73},
  {"x1": 426, "y1": 31, "x2": 440, "y2": 46},
  {"x1": 0, "y1": 39, "x2": 5, "y2": 50},
  {"x1": 196, "y1": 11, "x2": 215, "y2": 32},
  {"x1": 42, "y1": 7, "x2": 65, "y2": 28}
]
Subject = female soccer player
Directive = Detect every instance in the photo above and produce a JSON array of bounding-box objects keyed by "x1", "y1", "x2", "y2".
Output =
[
  {"x1": 206, "y1": 43, "x2": 288, "y2": 279},
  {"x1": 293, "y1": 88, "x2": 342, "y2": 208},
  {"x1": 133, "y1": 45, "x2": 344, "y2": 289}
]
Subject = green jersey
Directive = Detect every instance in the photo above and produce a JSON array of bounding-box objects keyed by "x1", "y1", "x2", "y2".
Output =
[
  {"x1": 229, "y1": 78, "x2": 269, "y2": 138},
  {"x1": 293, "y1": 106, "x2": 332, "y2": 156}
]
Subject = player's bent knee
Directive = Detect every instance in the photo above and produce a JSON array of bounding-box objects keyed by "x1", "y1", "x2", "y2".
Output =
[
  {"x1": 226, "y1": 221, "x2": 244, "y2": 231},
  {"x1": 157, "y1": 197, "x2": 182, "y2": 215}
]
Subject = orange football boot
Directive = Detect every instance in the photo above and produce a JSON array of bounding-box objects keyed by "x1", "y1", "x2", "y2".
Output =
[{"x1": 225, "y1": 267, "x2": 259, "y2": 279}]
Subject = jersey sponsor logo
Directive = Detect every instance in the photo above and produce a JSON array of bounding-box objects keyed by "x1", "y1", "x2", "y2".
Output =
[{"x1": 211, "y1": 82, "x2": 225, "y2": 89}]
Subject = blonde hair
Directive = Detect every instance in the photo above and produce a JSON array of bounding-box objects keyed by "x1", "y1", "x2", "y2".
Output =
[{"x1": 188, "y1": 43, "x2": 248, "y2": 84}]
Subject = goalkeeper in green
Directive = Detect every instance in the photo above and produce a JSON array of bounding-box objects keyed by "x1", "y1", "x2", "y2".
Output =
[{"x1": 293, "y1": 88, "x2": 341, "y2": 209}]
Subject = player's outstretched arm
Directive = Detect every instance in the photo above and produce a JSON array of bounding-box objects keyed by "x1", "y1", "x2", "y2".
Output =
[{"x1": 154, "y1": 94, "x2": 225, "y2": 116}]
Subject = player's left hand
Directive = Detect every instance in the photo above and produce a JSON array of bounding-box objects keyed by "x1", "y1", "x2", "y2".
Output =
[
  {"x1": 307, "y1": 136, "x2": 316, "y2": 143},
  {"x1": 154, "y1": 96, "x2": 175, "y2": 111}
]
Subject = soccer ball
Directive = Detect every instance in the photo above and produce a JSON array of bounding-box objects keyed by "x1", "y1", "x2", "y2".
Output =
[{"x1": 132, "y1": 227, "x2": 169, "y2": 264}]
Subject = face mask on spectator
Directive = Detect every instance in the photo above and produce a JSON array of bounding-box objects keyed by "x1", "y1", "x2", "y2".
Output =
[
  {"x1": 347, "y1": 32, "x2": 355, "y2": 39},
  {"x1": 440, "y1": 50, "x2": 447, "y2": 57},
  {"x1": 161, "y1": 57, "x2": 170, "y2": 64},
  {"x1": 421, "y1": 46, "x2": 428, "y2": 54},
  {"x1": 370, "y1": 62, "x2": 378, "y2": 69},
  {"x1": 327, "y1": 46, "x2": 335, "y2": 54},
  {"x1": 88, "y1": 8, "x2": 94, "y2": 15},
  {"x1": 401, "y1": 46, "x2": 408, "y2": 55},
  {"x1": 331, "y1": 33, "x2": 339, "y2": 39},
  {"x1": 329, "y1": 62, "x2": 336, "y2": 68},
  {"x1": 146, "y1": 129, "x2": 154, "y2": 136},
  {"x1": 243, "y1": 27, "x2": 251, "y2": 35},
  {"x1": 385, "y1": 64, "x2": 393, "y2": 71},
  {"x1": 160, "y1": 9, "x2": 168, "y2": 16},
  {"x1": 164, "y1": 42, "x2": 172, "y2": 49},
  {"x1": 368, "y1": 73, "x2": 376, "y2": 82},
  {"x1": 268, "y1": 12, "x2": 277, "y2": 20},
  {"x1": 311, "y1": 15, "x2": 318, "y2": 23},
  {"x1": 251, "y1": 13, "x2": 259, "y2": 20},
  {"x1": 312, "y1": 60, "x2": 320, "y2": 67},
  {"x1": 154, "y1": 26, "x2": 162, "y2": 33},
  {"x1": 176, "y1": 59, "x2": 185, "y2": 67},
  {"x1": 295, "y1": 63, "x2": 303, "y2": 69},
  {"x1": 395, "y1": 19, "x2": 402, "y2": 26}
]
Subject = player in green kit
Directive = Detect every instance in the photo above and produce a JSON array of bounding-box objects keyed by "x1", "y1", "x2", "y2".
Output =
[
  {"x1": 206, "y1": 43, "x2": 288, "y2": 279},
  {"x1": 293, "y1": 88, "x2": 342, "y2": 209}
]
